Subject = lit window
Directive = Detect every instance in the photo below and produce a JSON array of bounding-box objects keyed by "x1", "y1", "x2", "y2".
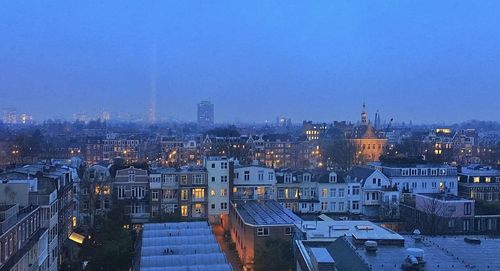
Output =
[
  {"x1": 192, "y1": 188, "x2": 205, "y2": 199},
  {"x1": 181, "y1": 205, "x2": 188, "y2": 217},
  {"x1": 473, "y1": 177, "x2": 480, "y2": 183},
  {"x1": 210, "y1": 189, "x2": 216, "y2": 196}
]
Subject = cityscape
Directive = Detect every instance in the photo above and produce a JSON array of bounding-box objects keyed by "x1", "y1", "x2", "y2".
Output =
[{"x1": 1, "y1": 2, "x2": 500, "y2": 271}]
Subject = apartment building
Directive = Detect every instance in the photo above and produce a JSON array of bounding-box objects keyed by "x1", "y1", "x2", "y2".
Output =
[
  {"x1": 231, "y1": 163, "x2": 276, "y2": 201},
  {"x1": 114, "y1": 166, "x2": 150, "y2": 223},
  {"x1": 458, "y1": 165, "x2": 500, "y2": 201},
  {"x1": 370, "y1": 161, "x2": 458, "y2": 195},
  {"x1": 205, "y1": 157, "x2": 230, "y2": 226}
]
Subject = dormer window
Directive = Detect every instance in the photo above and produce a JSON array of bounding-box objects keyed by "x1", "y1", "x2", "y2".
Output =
[
  {"x1": 303, "y1": 174, "x2": 311, "y2": 182},
  {"x1": 284, "y1": 174, "x2": 292, "y2": 183},
  {"x1": 329, "y1": 174, "x2": 337, "y2": 183}
]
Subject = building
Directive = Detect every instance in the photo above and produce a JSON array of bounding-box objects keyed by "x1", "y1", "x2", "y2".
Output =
[
  {"x1": 401, "y1": 193, "x2": 475, "y2": 235},
  {"x1": 275, "y1": 170, "x2": 349, "y2": 214},
  {"x1": 205, "y1": 156, "x2": 230, "y2": 226},
  {"x1": 114, "y1": 166, "x2": 150, "y2": 224},
  {"x1": 458, "y1": 165, "x2": 500, "y2": 201},
  {"x1": 2, "y1": 108, "x2": 17, "y2": 124},
  {"x1": 103, "y1": 134, "x2": 143, "y2": 163},
  {"x1": 0, "y1": 204, "x2": 49, "y2": 271},
  {"x1": 345, "y1": 167, "x2": 400, "y2": 219},
  {"x1": 229, "y1": 200, "x2": 301, "y2": 269},
  {"x1": 197, "y1": 101, "x2": 214, "y2": 127},
  {"x1": 139, "y1": 222, "x2": 232, "y2": 271},
  {"x1": 303, "y1": 121, "x2": 330, "y2": 141},
  {"x1": 79, "y1": 164, "x2": 112, "y2": 229},
  {"x1": 370, "y1": 161, "x2": 458, "y2": 196},
  {"x1": 231, "y1": 162, "x2": 276, "y2": 201}
]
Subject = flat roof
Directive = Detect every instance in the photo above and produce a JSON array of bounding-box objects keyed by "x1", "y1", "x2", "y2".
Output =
[
  {"x1": 299, "y1": 235, "x2": 500, "y2": 271},
  {"x1": 233, "y1": 200, "x2": 302, "y2": 226},
  {"x1": 140, "y1": 222, "x2": 232, "y2": 271},
  {"x1": 296, "y1": 219, "x2": 404, "y2": 243}
]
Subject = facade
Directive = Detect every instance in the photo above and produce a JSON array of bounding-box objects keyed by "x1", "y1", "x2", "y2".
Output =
[
  {"x1": 229, "y1": 200, "x2": 301, "y2": 269},
  {"x1": 458, "y1": 165, "x2": 500, "y2": 201},
  {"x1": 371, "y1": 162, "x2": 458, "y2": 196},
  {"x1": 275, "y1": 170, "x2": 349, "y2": 214},
  {"x1": 103, "y1": 134, "x2": 143, "y2": 163},
  {"x1": 205, "y1": 157, "x2": 230, "y2": 226},
  {"x1": 345, "y1": 167, "x2": 400, "y2": 219},
  {"x1": 401, "y1": 193, "x2": 475, "y2": 235},
  {"x1": 231, "y1": 163, "x2": 276, "y2": 201},
  {"x1": 149, "y1": 167, "x2": 208, "y2": 221},
  {"x1": 79, "y1": 164, "x2": 112, "y2": 228},
  {"x1": 114, "y1": 166, "x2": 150, "y2": 223},
  {"x1": 197, "y1": 101, "x2": 214, "y2": 127},
  {"x1": 0, "y1": 204, "x2": 49, "y2": 271}
]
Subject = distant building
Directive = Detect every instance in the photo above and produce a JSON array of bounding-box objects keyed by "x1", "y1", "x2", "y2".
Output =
[
  {"x1": 350, "y1": 104, "x2": 387, "y2": 164},
  {"x1": 458, "y1": 165, "x2": 500, "y2": 201},
  {"x1": 2, "y1": 108, "x2": 17, "y2": 124},
  {"x1": 197, "y1": 101, "x2": 214, "y2": 127}
]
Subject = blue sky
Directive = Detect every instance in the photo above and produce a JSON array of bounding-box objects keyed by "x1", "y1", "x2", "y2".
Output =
[{"x1": 1, "y1": 1, "x2": 499, "y2": 123}]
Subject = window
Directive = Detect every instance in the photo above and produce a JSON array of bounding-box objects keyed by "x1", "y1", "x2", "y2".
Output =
[
  {"x1": 211, "y1": 204, "x2": 215, "y2": 209},
  {"x1": 352, "y1": 201, "x2": 359, "y2": 210},
  {"x1": 372, "y1": 178, "x2": 376, "y2": 184},
  {"x1": 411, "y1": 169, "x2": 418, "y2": 176},
  {"x1": 181, "y1": 190, "x2": 188, "y2": 200},
  {"x1": 212, "y1": 177, "x2": 216, "y2": 182},
  {"x1": 258, "y1": 170, "x2": 264, "y2": 181},
  {"x1": 194, "y1": 174, "x2": 204, "y2": 184},
  {"x1": 285, "y1": 227, "x2": 292, "y2": 235},
  {"x1": 330, "y1": 188, "x2": 337, "y2": 197},
  {"x1": 221, "y1": 162, "x2": 228, "y2": 169},
  {"x1": 152, "y1": 191, "x2": 159, "y2": 201},
  {"x1": 180, "y1": 175, "x2": 188, "y2": 185},
  {"x1": 473, "y1": 177, "x2": 480, "y2": 183},
  {"x1": 431, "y1": 169, "x2": 438, "y2": 176},
  {"x1": 257, "y1": 227, "x2": 269, "y2": 236},
  {"x1": 303, "y1": 174, "x2": 311, "y2": 182},
  {"x1": 221, "y1": 202, "x2": 228, "y2": 210},
  {"x1": 338, "y1": 189, "x2": 345, "y2": 197},
  {"x1": 402, "y1": 169, "x2": 410, "y2": 176},
  {"x1": 163, "y1": 175, "x2": 175, "y2": 184},
  {"x1": 210, "y1": 189, "x2": 216, "y2": 196},
  {"x1": 448, "y1": 219, "x2": 455, "y2": 228},
  {"x1": 192, "y1": 188, "x2": 205, "y2": 199},
  {"x1": 321, "y1": 202, "x2": 328, "y2": 211},
  {"x1": 117, "y1": 186, "x2": 125, "y2": 199},
  {"x1": 128, "y1": 172, "x2": 135, "y2": 182},
  {"x1": 464, "y1": 202, "x2": 472, "y2": 215},
  {"x1": 221, "y1": 189, "x2": 227, "y2": 196},
  {"x1": 339, "y1": 202, "x2": 344, "y2": 211},
  {"x1": 322, "y1": 188, "x2": 328, "y2": 197},
  {"x1": 211, "y1": 163, "x2": 215, "y2": 168},
  {"x1": 221, "y1": 176, "x2": 228, "y2": 182},
  {"x1": 244, "y1": 171, "x2": 250, "y2": 181},
  {"x1": 181, "y1": 205, "x2": 188, "y2": 217},
  {"x1": 352, "y1": 187, "x2": 360, "y2": 195},
  {"x1": 485, "y1": 177, "x2": 491, "y2": 183},
  {"x1": 104, "y1": 199, "x2": 110, "y2": 209},
  {"x1": 330, "y1": 202, "x2": 336, "y2": 211},
  {"x1": 131, "y1": 186, "x2": 145, "y2": 199},
  {"x1": 268, "y1": 172, "x2": 274, "y2": 180}
]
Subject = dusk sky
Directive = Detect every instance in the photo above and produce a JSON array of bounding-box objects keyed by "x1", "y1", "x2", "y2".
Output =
[{"x1": 1, "y1": 1, "x2": 499, "y2": 124}]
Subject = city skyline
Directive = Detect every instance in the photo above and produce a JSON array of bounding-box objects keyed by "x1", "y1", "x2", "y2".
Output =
[{"x1": 1, "y1": 1, "x2": 500, "y2": 123}]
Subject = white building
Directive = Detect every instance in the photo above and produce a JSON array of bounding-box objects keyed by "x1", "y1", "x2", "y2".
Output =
[
  {"x1": 232, "y1": 161, "x2": 276, "y2": 201},
  {"x1": 346, "y1": 167, "x2": 400, "y2": 218},
  {"x1": 370, "y1": 162, "x2": 458, "y2": 195},
  {"x1": 205, "y1": 156, "x2": 230, "y2": 226}
]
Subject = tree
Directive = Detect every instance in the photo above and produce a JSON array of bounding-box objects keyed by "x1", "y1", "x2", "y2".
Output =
[{"x1": 254, "y1": 239, "x2": 293, "y2": 271}]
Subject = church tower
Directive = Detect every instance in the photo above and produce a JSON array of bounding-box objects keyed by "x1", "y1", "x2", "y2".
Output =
[{"x1": 361, "y1": 102, "x2": 368, "y2": 126}]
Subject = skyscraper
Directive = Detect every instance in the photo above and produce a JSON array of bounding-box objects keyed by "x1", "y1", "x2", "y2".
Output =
[
  {"x1": 197, "y1": 101, "x2": 214, "y2": 127},
  {"x1": 374, "y1": 110, "x2": 381, "y2": 129}
]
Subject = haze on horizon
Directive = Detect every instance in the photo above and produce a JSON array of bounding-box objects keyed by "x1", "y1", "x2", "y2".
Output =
[{"x1": 1, "y1": 1, "x2": 499, "y2": 124}]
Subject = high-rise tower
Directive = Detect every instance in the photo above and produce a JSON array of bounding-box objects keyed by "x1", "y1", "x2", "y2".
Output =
[
  {"x1": 197, "y1": 101, "x2": 214, "y2": 127},
  {"x1": 361, "y1": 102, "x2": 368, "y2": 126}
]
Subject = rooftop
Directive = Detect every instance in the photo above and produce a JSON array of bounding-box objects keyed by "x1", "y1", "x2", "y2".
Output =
[
  {"x1": 232, "y1": 200, "x2": 302, "y2": 226},
  {"x1": 299, "y1": 235, "x2": 500, "y2": 271},
  {"x1": 419, "y1": 193, "x2": 472, "y2": 202},
  {"x1": 140, "y1": 222, "x2": 232, "y2": 271},
  {"x1": 296, "y1": 216, "x2": 404, "y2": 244}
]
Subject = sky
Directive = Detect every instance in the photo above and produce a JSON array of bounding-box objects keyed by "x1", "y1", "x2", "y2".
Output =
[{"x1": 1, "y1": 1, "x2": 499, "y2": 124}]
